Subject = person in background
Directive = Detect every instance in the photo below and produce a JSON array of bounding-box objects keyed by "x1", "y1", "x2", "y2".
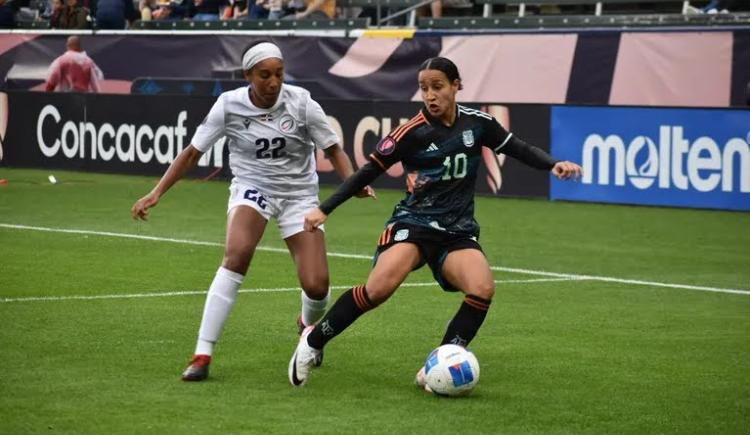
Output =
[
  {"x1": 192, "y1": 0, "x2": 226, "y2": 20},
  {"x1": 94, "y1": 0, "x2": 138, "y2": 28},
  {"x1": 0, "y1": 0, "x2": 17, "y2": 27},
  {"x1": 289, "y1": 0, "x2": 333, "y2": 19},
  {"x1": 45, "y1": 35, "x2": 103, "y2": 93},
  {"x1": 58, "y1": 0, "x2": 89, "y2": 28},
  {"x1": 228, "y1": 0, "x2": 248, "y2": 18},
  {"x1": 47, "y1": 0, "x2": 63, "y2": 26},
  {"x1": 255, "y1": 0, "x2": 283, "y2": 19}
]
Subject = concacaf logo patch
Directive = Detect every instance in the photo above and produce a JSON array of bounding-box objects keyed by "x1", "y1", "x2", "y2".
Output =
[
  {"x1": 278, "y1": 114, "x2": 297, "y2": 133},
  {"x1": 377, "y1": 137, "x2": 396, "y2": 155}
]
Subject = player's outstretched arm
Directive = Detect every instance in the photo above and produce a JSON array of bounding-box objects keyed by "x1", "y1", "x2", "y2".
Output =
[
  {"x1": 304, "y1": 161, "x2": 384, "y2": 231},
  {"x1": 131, "y1": 145, "x2": 204, "y2": 220},
  {"x1": 324, "y1": 144, "x2": 376, "y2": 199}
]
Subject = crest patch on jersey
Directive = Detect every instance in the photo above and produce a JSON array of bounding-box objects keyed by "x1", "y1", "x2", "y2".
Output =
[
  {"x1": 394, "y1": 229, "x2": 409, "y2": 241},
  {"x1": 463, "y1": 130, "x2": 475, "y2": 147},
  {"x1": 278, "y1": 114, "x2": 297, "y2": 133},
  {"x1": 377, "y1": 137, "x2": 396, "y2": 156},
  {"x1": 243, "y1": 118, "x2": 251, "y2": 128}
]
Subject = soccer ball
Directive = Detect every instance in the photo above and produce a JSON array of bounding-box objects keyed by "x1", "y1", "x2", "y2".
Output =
[{"x1": 423, "y1": 344, "x2": 480, "y2": 396}]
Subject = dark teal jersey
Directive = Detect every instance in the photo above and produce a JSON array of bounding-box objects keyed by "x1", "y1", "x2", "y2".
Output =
[
  {"x1": 318, "y1": 105, "x2": 556, "y2": 233},
  {"x1": 369, "y1": 105, "x2": 519, "y2": 237}
]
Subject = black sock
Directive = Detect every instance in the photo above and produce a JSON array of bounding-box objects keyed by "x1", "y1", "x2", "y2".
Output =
[
  {"x1": 440, "y1": 294, "x2": 492, "y2": 347},
  {"x1": 307, "y1": 285, "x2": 375, "y2": 349}
]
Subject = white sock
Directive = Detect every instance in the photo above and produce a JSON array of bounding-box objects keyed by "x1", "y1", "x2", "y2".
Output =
[
  {"x1": 194, "y1": 267, "x2": 244, "y2": 356},
  {"x1": 301, "y1": 290, "x2": 330, "y2": 326}
]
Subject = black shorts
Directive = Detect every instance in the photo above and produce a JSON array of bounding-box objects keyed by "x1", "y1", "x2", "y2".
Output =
[{"x1": 373, "y1": 222, "x2": 483, "y2": 292}]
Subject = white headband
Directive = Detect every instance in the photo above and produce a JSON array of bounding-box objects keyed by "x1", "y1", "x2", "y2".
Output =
[{"x1": 242, "y1": 42, "x2": 283, "y2": 71}]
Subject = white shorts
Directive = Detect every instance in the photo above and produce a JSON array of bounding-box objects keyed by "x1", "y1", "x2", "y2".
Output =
[{"x1": 227, "y1": 182, "x2": 324, "y2": 239}]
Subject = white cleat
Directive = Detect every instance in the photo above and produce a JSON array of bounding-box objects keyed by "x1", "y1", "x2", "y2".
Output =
[
  {"x1": 289, "y1": 325, "x2": 321, "y2": 387},
  {"x1": 415, "y1": 366, "x2": 433, "y2": 393}
]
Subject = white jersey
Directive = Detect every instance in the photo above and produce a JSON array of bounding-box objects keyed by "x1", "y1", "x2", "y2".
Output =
[{"x1": 191, "y1": 84, "x2": 339, "y2": 198}]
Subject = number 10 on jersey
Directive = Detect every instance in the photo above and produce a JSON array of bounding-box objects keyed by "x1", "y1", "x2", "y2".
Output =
[{"x1": 442, "y1": 153, "x2": 468, "y2": 180}]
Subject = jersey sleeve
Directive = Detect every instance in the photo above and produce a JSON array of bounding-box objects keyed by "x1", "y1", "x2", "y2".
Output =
[
  {"x1": 485, "y1": 117, "x2": 557, "y2": 170},
  {"x1": 368, "y1": 123, "x2": 419, "y2": 170},
  {"x1": 484, "y1": 116, "x2": 515, "y2": 153},
  {"x1": 190, "y1": 94, "x2": 226, "y2": 152},
  {"x1": 306, "y1": 98, "x2": 339, "y2": 150}
]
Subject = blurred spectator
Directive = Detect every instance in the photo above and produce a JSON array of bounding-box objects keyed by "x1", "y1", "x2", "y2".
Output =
[
  {"x1": 140, "y1": 0, "x2": 173, "y2": 20},
  {"x1": 267, "y1": 0, "x2": 282, "y2": 19},
  {"x1": 425, "y1": 0, "x2": 473, "y2": 18},
  {"x1": 0, "y1": 0, "x2": 16, "y2": 28},
  {"x1": 58, "y1": 0, "x2": 89, "y2": 28},
  {"x1": 248, "y1": 0, "x2": 269, "y2": 18},
  {"x1": 229, "y1": 0, "x2": 248, "y2": 18},
  {"x1": 255, "y1": 0, "x2": 283, "y2": 19},
  {"x1": 45, "y1": 36, "x2": 103, "y2": 93},
  {"x1": 702, "y1": 0, "x2": 747, "y2": 13},
  {"x1": 48, "y1": 0, "x2": 63, "y2": 26},
  {"x1": 289, "y1": 0, "x2": 333, "y2": 19},
  {"x1": 161, "y1": 0, "x2": 195, "y2": 19},
  {"x1": 193, "y1": 0, "x2": 226, "y2": 20},
  {"x1": 140, "y1": 0, "x2": 156, "y2": 19},
  {"x1": 94, "y1": 0, "x2": 137, "y2": 28}
]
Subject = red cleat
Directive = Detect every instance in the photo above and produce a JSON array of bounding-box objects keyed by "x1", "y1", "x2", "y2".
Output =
[{"x1": 181, "y1": 354, "x2": 211, "y2": 381}]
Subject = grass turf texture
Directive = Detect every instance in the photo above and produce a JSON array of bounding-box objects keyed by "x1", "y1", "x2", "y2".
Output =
[{"x1": 1, "y1": 168, "x2": 749, "y2": 434}]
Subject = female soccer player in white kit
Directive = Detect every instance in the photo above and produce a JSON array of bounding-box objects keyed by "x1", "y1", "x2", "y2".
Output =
[{"x1": 131, "y1": 41, "x2": 374, "y2": 381}]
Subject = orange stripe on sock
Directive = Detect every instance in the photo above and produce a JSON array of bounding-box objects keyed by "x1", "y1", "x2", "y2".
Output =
[
  {"x1": 464, "y1": 297, "x2": 489, "y2": 311},
  {"x1": 353, "y1": 286, "x2": 371, "y2": 311},
  {"x1": 353, "y1": 286, "x2": 364, "y2": 310},
  {"x1": 352, "y1": 286, "x2": 360, "y2": 308}
]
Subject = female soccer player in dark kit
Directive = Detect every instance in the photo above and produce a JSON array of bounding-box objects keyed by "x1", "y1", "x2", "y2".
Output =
[
  {"x1": 131, "y1": 40, "x2": 374, "y2": 381},
  {"x1": 288, "y1": 56, "x2": 582, "y2": 389}
]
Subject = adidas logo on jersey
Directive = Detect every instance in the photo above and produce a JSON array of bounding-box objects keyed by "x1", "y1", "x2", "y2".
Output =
[{"x1": 427, "y1": 143, "x2": 439, "y2": 152}]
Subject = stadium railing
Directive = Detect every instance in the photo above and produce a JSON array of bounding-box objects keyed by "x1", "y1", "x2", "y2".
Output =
[
  {"x1": 418, "y1": 10, "x2": 750, "y2": 29},
  {"x1": 130, "y1": 17, "x2": 371, "y2": 30},
  {"x1": 474, "y1": 0, "x2": 693, "y2": 18},
  {"x1": 338, "y1": 0, "x2": 422, "y2": 26}
]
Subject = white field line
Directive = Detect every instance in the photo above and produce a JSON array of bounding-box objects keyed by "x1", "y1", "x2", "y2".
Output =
[
  {"x1": 0, "y1": 278, "x2": 579, "y2": 303},
  {"x1": 2, "y1": 223, "x2": 748, "y2": 297}
]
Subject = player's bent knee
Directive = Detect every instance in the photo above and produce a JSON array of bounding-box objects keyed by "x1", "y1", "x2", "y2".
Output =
[
  {"x1": 222, "y1": 251, "x2": 253, "y2": 275},
  {"x1": 468, "y1": 281, "x2": 495, "y2": 300},
  {"x1": 364, "y1": 285, "x2": 396, "y2": 306},
  {"x1": 301, "y1": 278, "x2": 329, "y2": 300}
]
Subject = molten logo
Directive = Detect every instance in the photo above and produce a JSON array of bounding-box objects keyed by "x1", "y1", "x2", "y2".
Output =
[{"x1": 582, "y1": 126, "x2": 750, "y2": 193}]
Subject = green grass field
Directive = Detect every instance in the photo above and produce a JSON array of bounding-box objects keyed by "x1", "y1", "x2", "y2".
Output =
[{"x1": 1, "y1": 167, "x2": 749, "y2": 434}]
